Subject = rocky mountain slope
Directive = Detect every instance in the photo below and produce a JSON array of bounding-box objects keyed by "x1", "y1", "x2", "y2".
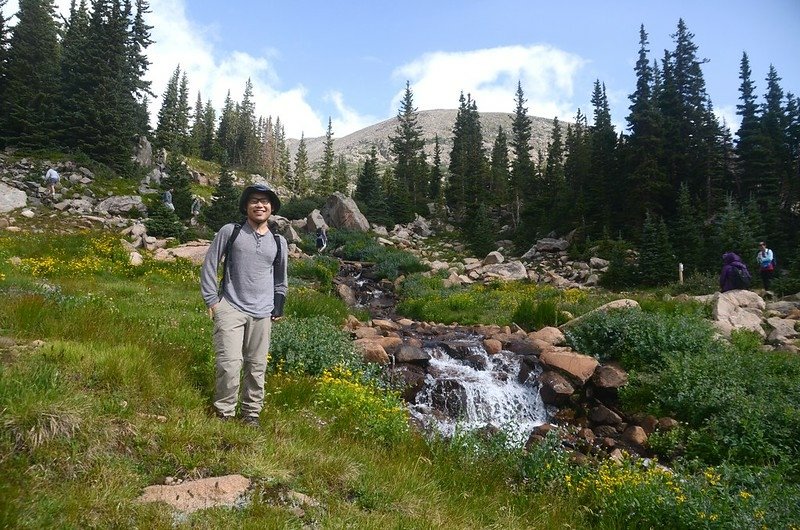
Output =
[{"x1": 287, "y1": 109, "x2": 561, "y2": 168}]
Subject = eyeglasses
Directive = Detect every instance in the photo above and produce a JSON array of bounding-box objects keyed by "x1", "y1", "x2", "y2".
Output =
[{"x1": 248, "y1": 198, "x2": 271, "y2": 206}]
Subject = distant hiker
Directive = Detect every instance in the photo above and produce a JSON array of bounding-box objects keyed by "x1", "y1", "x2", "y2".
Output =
[
  {"x1": 315, "y1": 227, "x2": 328, "y2": 253},
  {"x1": 756, "y1": 241, "x2": 775, "y2": 291},
  {"x1": 719, "y1": 252, "x2": 751, "y2": 293},
  {"x1": 200, "y1": 183, "x2": 288, "y2": 427},
  {"x1": 191, "y1": 196, "x2": 202, "y2": 225},
  {"x1": 163, "y1": 188, "x2": 174, "y2": 211},
  {"x1": 43, "y1": 168, "x2": 60, "y2": 197}
]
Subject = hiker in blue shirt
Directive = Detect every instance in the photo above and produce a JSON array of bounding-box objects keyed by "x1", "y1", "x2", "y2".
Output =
[{"x1": 756, "y1": 241, "x2": 775, "y2": 291}]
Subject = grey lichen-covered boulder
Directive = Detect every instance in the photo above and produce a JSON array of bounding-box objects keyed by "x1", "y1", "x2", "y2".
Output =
[
  {"x1": 711, "y1": 290, "x2": 766, "y2": 338},
  {"x1": 0, "y1": 183, "x2": 26, "y2": 213},
  {"x1": 96, "y1": 195, "x2": 146, "y2": 216},
  {"x1": 320, "y1": 192, "x2": 369, "y2": 231}
]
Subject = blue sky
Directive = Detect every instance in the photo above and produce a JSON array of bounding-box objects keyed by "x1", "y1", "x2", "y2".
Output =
[{"x1": 5, "y1": 0, "x2": 800, "y2": 139}]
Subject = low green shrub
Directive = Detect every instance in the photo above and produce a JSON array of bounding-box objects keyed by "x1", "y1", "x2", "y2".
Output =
[
  {"x1": 327, "y1": 230, "x2": 428, "y2": 280},
  {"x1": 269, "y1": 316, "x2": 361, "y2": 376},
  {"x1": 565, "y1": 307, "x2": 714, "y2": 369},
  {"x1": 667, "y1": 270, "x2": 720, "y2": 295},
  {"x1": 314, "y1": 367, "x2": 410, "y2": 444},
  {"x1": 624, "y1": 334, "x2": 800, "y2": 468},
  {"x1": 279, "y1": 195, "x2": 327, "y2": 220},
  {"x1": 511, "y1": 298, "x2": 570, "y2": 330},
  {"x1": 289, "y1": 255, "x2": 339, "y2": 290},
  {"x1": 284, "y1": 287, "x2": 350, "y2": 323}
]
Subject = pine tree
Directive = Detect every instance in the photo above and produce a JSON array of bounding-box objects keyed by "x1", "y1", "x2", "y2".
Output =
[
  {"x1": 712, "y1": 195, "x2": 756, "y2": 260},
  {"x1": 0, "y1": 0, "x2": 9, "y2": 115},
  {"x1": 561, "y1": 110, "x2": 591, "y2": 233},
  {"x1": 540, "y1": 118, "x2": 565, "y2": 232},
  {"x1": 671, "y1": 183, "x2": 704, "y2": 273},
  {"x1": 509, "y1": 81, "x2": 534, "y2": 229},
  {"x1": 355, "y1": 145, "x2": 389, "y2": 226},
  {"x1": 317, "y1": 117, "x2": 335, "y2": 196},
  {"x1": 429, "y1": 135, "x2": 444, "y2": 211},
  {"x1": 624, "y1": 25, "x2": 667, "y2": 230},
  {"x1": 127, "y1": 0, "x2": 153, "y2": 136},
  {"x1": 293, "y1": 134, "x2": 310, "y2": 195},
  {"x1": 333, "y1": 154, "x2": 349, "y2": 194},
  {"x1": 638, "y1": 211, "x2": 675, "y2": 286},
  {"x1": 1, "y1": 0, "x2": 61, "y2": 146},
  {"x1": 162, "y1": 156, "x2": 193, "y2": 220},
  {"x1": 447, "y1": 93, "x2": 488, "y2": 222},
  {"x1": 735, "y1": 52, "x2": 765, "y2": 200},
  {"x1": 489, "y1": 126, "x2": 510, "y2": 207},
  {"x1": 464, "y1": 203, "x2": 496, "y2": 258},
  {"x1": 389, "y1": 81, "x2": 428, "y2": 212},
  {"x1": 235, "y1": 78, "x2": 259, "y2": 169},
  {"x1": 202, "y1": 166, "x2": 241, "y2": 231},
  {"x1": 215, "y1": 90, "x2": 236, "y2": 163},
  {"x1": 175, "y1": 71, "x2": 191, "y2": 153},
  {"x1": 188, "y1": 91, "x2": 204, "y2": 156},
  {"x1": 145, "y1": 199, "x2": 184, "y2": 239},
  {"x1": 155, "y1": 66, "x2": 181, "y2": 152},
  {"x1": 587, "y1": 80, "x2": 617, "y2": 237},
  {"x1": 386, "y1": 166, "x2": 414, "y2": 225},
  {"x1": 196, "y1": 99, "x2": 214, "y2": 160},
  {"x1": 759, "y1": 64, "x2": 789, "y2": 243}
]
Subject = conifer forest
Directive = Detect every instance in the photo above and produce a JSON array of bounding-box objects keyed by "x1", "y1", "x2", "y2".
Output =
[{"x1": 1, "y1": 1, "x2": 798, "y2": 286}]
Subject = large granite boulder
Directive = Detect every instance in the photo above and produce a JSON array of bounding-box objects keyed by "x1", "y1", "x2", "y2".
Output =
[
  {"x1": 320, "y1": 192, "x2": 369, "y2": 231},
  {"x1": 712, "y1": 290, "x2": 766, "y2": 338},
  {"x1": 96, "y1": 195, "x2": 146, "y2": 216},
  {"x1": 0, "y1": 183, "x2": 26, "y2": 212}
]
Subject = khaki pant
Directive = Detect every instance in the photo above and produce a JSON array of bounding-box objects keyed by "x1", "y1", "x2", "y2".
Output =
[{"x1": 212, "y1": 299, "x2": 272, "y2": 419}]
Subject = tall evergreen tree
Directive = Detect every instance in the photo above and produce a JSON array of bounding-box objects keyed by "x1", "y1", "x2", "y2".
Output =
[
  {"x1": 1, "y1": 0, "x2": 61, "y2": 146},
  {"x1": 202, "y1": 165, "x2": 241, "y2": 231},
  {"x1": 317, "y1": 117, "x2": 335, "y2": 196},
  {"x1": 175, "y1": 71, "x2": 191, "y2": 153},
  {"x1": 447, "y1": 93, "x2": 488, "y2": 222},
  {"x1": 189, "y1": 91, "x2": 204, "y2": 156},
  {"x1": 587, "y1": 80, "x2": 617, "y2": 237},
  {"x1": 162, "y1": 156, "x2": 193, "y2": 220},
  {"x1": 509, "y1": 81, "x2": 534, "y2": 228},
  {"x1": 0, "y1": 0, "x2": 9, "y2": 113},
  {"x1": 759, "y1": 65, "x2": 790, "y2": 244},
  {"x1": 429, "y1": 134, "x2": 444, "y2": 209},
  {"x1": 234, "y1": 78, "x2": 259, "y2": 169},
  {"x1": 735, "y1": 52, "x2": 765, "y2": 200},
  {"x1": 624, "y1": 25, "x2": 667, "y2": 230},
  {"x1": 215, "y1": 90, "x2": 236, "y2": 162},
  {"x1": 199, "y1": 99, "x2": 215, "y2": 160},
  {"x1": 154, "y1": 65, "x2": 181, "y2": 152},
  {"x1": 293, "y1": 133, "x2": 310, "y2": 195},
  {"x1": 671, "y1": 183, "x2": 704, "y2": 273},
  {"x1": 561, "y1": 110, "x2": 591, "y2": 234},
  {"x1": 355, "y1": 145, "x2": 390, "y2": 226},
  {"x1": 389, "y1": 81, "x2": 428, "y2": 212},
  {"x1": 127, "y1": 0, "x2": 153, "y2": 136},
  {"x1": 489, "y1": 126, "x2": 510, "y2": 207},
  {"x1": 333, "y1": 154, "x2": 349, "y2": 194},
  {"x1": 540, "y1": 117, "x2": 565, "y2": 231},
  {"x1": 638, "y1": 211, "x2": 676, "y2": 286}
]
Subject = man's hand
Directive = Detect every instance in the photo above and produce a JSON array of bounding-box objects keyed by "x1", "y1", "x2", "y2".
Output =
[{"x1": 208, "y1": 303, "x2": 218, "y2": 319}]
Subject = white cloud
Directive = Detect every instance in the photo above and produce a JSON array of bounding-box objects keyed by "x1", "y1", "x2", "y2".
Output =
[
  {"x1": 146, "y1": 0, "x2": 326, "y2": 138},
  {"x1": 715, "y1": 105, "x2": 740, "y2": 135},
  {"x1": 392, "y1": 44, "x2": 587, "y2": 121},
  {"x1": 324, "y1": 91, "x2": 378, "y2": 139}
]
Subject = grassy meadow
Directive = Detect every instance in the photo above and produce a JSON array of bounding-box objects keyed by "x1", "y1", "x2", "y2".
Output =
[{"x1": 1, "y1": 226, "x2": 799, "y2": 528}]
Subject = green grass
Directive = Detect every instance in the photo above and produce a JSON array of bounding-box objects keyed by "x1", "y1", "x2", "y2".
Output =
[{"x1": 1, "y1": 230, "x2": 798, "y2": 528}]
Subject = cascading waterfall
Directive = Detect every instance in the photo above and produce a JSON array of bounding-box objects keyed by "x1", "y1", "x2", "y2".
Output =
[{"x1": 409, "y1": 338, "x2": 548, "y2": 444}]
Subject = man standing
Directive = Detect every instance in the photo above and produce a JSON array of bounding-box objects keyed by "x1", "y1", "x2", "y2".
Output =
[
  {"x1": 200, "y1": 184, "x2": 288, "y2": 426},
  {"x1": 43, "y1": 167, "x2": 60, "y2": 197},
  {"x1": 756, "y1": 241, "x2": 775, "y2": 291}
]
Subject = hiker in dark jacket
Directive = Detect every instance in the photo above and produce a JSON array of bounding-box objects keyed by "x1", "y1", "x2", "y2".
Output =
[{"x1": 719, "y1": 252, "x2": 750, "y2": 292}]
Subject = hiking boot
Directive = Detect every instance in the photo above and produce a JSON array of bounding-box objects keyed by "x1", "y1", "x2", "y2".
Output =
[
  {"x1": 241, "y1": 416, "x2": 261, "y2": 428},
  {"x1": 215, "y1": 412, "x2": 234, "y2": 422}
]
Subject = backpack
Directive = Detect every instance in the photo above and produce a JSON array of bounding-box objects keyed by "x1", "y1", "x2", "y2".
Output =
[{"x1": 732, "y1": 266, "x2": 751, "y2": 289}]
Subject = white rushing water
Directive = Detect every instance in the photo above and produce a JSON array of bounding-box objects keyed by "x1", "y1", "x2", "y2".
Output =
[{"x1": 410, "y1": 341, "x2": 548, "y2": 445}]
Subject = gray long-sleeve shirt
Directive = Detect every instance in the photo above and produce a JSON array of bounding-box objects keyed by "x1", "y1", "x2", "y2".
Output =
[{"x1": 200, "y1": 222, "x2": 288, "y2": 318}]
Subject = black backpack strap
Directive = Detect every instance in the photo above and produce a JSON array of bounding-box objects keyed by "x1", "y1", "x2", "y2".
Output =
[{"x1": 219, "y1": 220, "x2": 245, "y2": 295}]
